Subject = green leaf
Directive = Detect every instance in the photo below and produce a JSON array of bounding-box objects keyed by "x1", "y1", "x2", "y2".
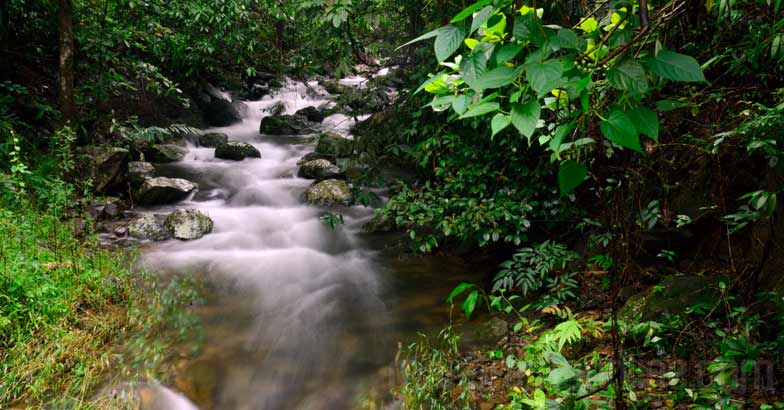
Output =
[
  {"x1": 511, "y1": 101, "x2": 541, "y2": 140},
  {"x1": 495, "y1": 44, "x2": 523, "y2": 65},
  {"x1": 447, "y1": 282, "x2": 475, "y2": 302},
  {"x1": 491, "y1": 113, "x2": 511, "y2": 137},
  {"x1": 452, "y1": 94, "x2": 470, "y2": 115},
  {"x1": 398, "y1": 27, "x2": 443, "y2": 50},
  {"x1": 607, "y1": 57, "x2": 648, "y2": 94},
  {"x1": 526, "y1": 59, "x2": 563, "y2": 97},
  {"x1": 547, "y1": 366, "x2": 578, "y2": 385},
  {"x1": 627, "y1": 107, "x2": 659, "y2": 142},
  {"x1": 451, "y1": 0, "x2": 494, "y2": 23},
  {"x1": 550, "y1": 28, "x2": 579, "y2": 50},
  {"x1": 475, "y1": 66, "x2": 520, "y2": 90},
  {"x1": 462, "y1": 290, "x2": 480, "y2": 319},
  {"x1": 435, "y1": 25, "x2": 466, "y2": 62},
  {"x1": 415, "y1": 72, "x2": 447, "y2": 95},
  {"x1": 644, "y1": 50, "x2": 706, "y2": 83},
  {"x1": 600, "y1": 110, "x2": 642, "y2": 152},
  {"x1": 656, "y1": 99, "x2": 689, "y2": 112},
  {"x1": 470, "y1": 6, "x2": 495, "y2": 33},
  {"x1": 558, "y1": 160, "x2": 587, "y2": 195},
  {"x1": 513, "y1": 14, "x2": 546, "y2": 45},
  {"x1": 460, "y1": 51, "x2": 488, "y2": 91},
  {"x1": 459, "y1": 102, "x2": 500, "y2": 119}
]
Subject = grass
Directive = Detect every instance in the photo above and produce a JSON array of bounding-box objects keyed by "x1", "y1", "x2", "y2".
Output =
[{"x1": 0, "y1": 200, "x2": 202, "y2": 408}]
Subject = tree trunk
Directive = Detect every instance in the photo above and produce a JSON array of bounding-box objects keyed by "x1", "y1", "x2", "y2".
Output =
[
  {"x1": 58, "y1": 0, "x2": 76, "y2": 125},
  {"x1": 0, "y1": 0, "x2": 9, "y2": 79}
]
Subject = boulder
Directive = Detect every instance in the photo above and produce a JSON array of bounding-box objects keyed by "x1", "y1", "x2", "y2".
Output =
[
  {"x1": 297, "y1": 152, "x2": 333, "y2": 166},
  {"x1": 362, "y1": 212, "x2": 396, "y2": 233},
  {"x1": 298, "y1": 159, "x2": 342, "y2": 180},
  {"x1": 136, "y1": 177, "x2": 197, "y2": 205},
  {"x1": 619, "y1": 275, "x2": 727, "y2": 321},
  {"x1": 145, "y1": 144, "x2": 187, "y2": 163},
  {"x1": 128, "y1": 214, "x2": 171, "y2": 241},
  {"x1": 128, "y1": 161, "x2": 155, "y2": 187},
  {"x1": 199, "y1": 133, "x2": 229, "y2": 148},
  {"x1": 78, "y1": 146, "x2": 129, "y2": 194},
  {"x1": 315, "y1": 132, "x2": 354, "y2": 158},
  {"x1": 214, "y1": 141, "x2": 261, "y2": 161},
  {"x1": 259, "y1": 114, "x2": 311, "y2": 135},
  {"x1": 88, "y1": 197, "x2": 127, "y2": 221},
  {"x1": 165, "y1": 209, "x2": 214, "y2": 240},
  {"x1": 303, "y1": 179, "x2": 354, "y2": 206},
  {"x1": 294, "y1": 106, "x2": 325, "y2": 123},
  {"x1": 194, "y1": 83, "x2": 242, "y2": 126}
]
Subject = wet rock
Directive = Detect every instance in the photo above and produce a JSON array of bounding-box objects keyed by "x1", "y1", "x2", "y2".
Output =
[
  {"x1": 247, "y1": 83, "x2": 271, "y2": 100},
  {"x1": 194, "y1": 83, "x2": 242, "y2": 126},
  {"x1": 165, "y1": 209, "x2": 214, "y2": 240},
  {"x1": 136, "y1": 177, "x2": 197, "y2": 205},
  {"x1": 113, "y1": 225, "x2": 128, "y2": 237},
  {"x1": 321, "y1": 80, "x2": 349, "y2": 95},
  {"x1": 259, "y1": 114, "x2": 312, "y2": 135},
  {"x1": 297, "y1": 152, "x2": 333, "y2": 165},
  {"x1": 303, "y1": 179, "x2": 354, "y2": 206},
  {"x1": 128, "y1": 214, "x2": 171, "y2": 241},
  {"x1": 362, "y1": 212, "x2": 396, "y2": 233},
  {"x1": 199, "y1": 133, "x2": 229, "y2": 148},
  {"x1": 294, "y1": 106, "x2": 325, "y2": 123},
  {"x1": 315, "y1": 132, "x2": 354, "y2": 158},
  {"x1": 144, "y1": 144, "x2": 188, "y2": 163},
  {"x1": 88, "y1": 197, "x2": 127, "y2": 220},
  {"x1": 128, "y1": 161, "x2": 155, "y2": 186},
  {"x1": 619, "y1": 275, "x2": 727, "y2": 321},
  {"x1": 298, "y1": 159, "x2": 342, "y2": 181},
  {"x1": 214, "y1": 141, "x2": 261, "y2": 161},
  {"x1": 77, "y1": 146, "x2": 129, "y2": 194}
]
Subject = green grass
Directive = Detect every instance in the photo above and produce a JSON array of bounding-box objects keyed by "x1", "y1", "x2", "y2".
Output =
[{"x1": 0, "y1": 202, "x2": 201, "y2": 408}]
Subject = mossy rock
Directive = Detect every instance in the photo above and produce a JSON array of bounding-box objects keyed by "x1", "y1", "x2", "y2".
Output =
[
  {"x1": 298, "y1": 159, "x2": 342, "y2": 181},
  {"x1": 303, "y1": 179, "x2": 354, "y2": 206},
  {"x1": 619, "y1": 275, "x2": 727, "y2": 321},
  {"x1": 214, "y1": 141, "x2": 261, "y2": 161},
  {"x1": 199, "y1": 133, "x2": 229, "y2": 148},
  {"x1": 315, "y1": 132, "x2": 354, "y2": 158},
  {"x1": 165, "y1": 209, "x2": 214, "y2": 240}
]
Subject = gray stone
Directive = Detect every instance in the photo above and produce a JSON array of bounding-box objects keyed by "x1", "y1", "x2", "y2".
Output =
[
  {"x1": 214, "y1": 141, "x2": 261, "y2": 161},
  {"x1": 295, "y1": 106, "x2": 325, "y2": 123},
  {"x1": 362, "y1": 212, "x2": 396, "y2": 233},
  {"x1": 128, "y1": 214, "x2": 170, "y2": 241},
  {"x1": 195, "y1": 83, "x2": 242, "y2": 126},
  {"x1": 78, "y1": 146, "x2": 129, "y2": 194},
  {"x1": 315, "y1": 132, "x2": 354, "y2": 158},
  {"x1": 298, "y1": 159, "x2": 342, "y2": 180},
  {"x1": 136, "y1": 177, "x2": 197, "y2": 205},
  {"x1": 303, "y1": 179, "x2": 354, "y2": 206},
  {"x1": 165, "y1": 209, "x2": 214, "y2": 240},
  {"x1": 199, "y1": 133, "x2": 229, "y2": 148},
  {"x1": 297, "y1": 152, "x2": 333, "y2": 165},
  {"x1": 145, "y1": 144, "x2": 188, "y2": 163},
  {"x1": 128, "y1": 161, "x2": 155, "y2": 186},
  {"x1": 259, "y1": 114, "x2": 311, "y2": 135}
]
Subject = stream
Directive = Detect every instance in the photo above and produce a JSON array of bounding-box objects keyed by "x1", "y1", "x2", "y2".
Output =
[{"x1": 133, "y1": 78, "x2": 493, "y2": 410}]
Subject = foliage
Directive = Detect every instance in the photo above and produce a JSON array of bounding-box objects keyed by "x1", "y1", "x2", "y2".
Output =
[{"x1": 493, "y1": 241, "x2": 580, "y2": 306}]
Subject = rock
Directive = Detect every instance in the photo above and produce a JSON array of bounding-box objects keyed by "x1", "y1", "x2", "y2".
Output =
[
  {"x1": 165, "y1": 209, "x2": 214, "y2": 240},
  {"x1": 362, "y1": 212, "x2": 396, "y2": 233},
  {"x1": 78, "y1": 146, "x2": 129, "y2": 194},
  {"x1": 145, "y1": 144, "x2": 188, "y2": 163},
  {"x1": 259, "y1": 114, "x2": 312, "y2": 135},
  {"x1": 247, "y1": 83, "x2": 271, "y2": 100},
  {"x1": 88, "y1": 197, "x2": 127, "y2": 220},
  {"x1": 298, "y1": 159, "x2": 342, "y2": 180},
  {"x1": 128, "y1": 214, "x2": 171, "y2": 241},
  {"x1": 135, "y1": 177, "x2": 197, "y2": 205},
  {"x1": 128, "y1": 161, "x2": 155, "y2": 186},
  {"x1": 214, "y1": 141, "x2": 261, "y2": 161},
  {"x1": 194, "y1": 83, "x2": 242, "y2": 126},
  {"x1": 303, "y1": 179, "x2": 354, "y2": 206},
  {"x1": 294, "y1": 106, "x2": 325, "y2": 123},
  {"x1": 315, "y1": 132, "x2": 354, "y2": 158},
  {"x1": 297, "y1": 152, "x2": 333, "y2": 165},
  {"x1": 321, "y1": 80, "x2": 349, "y2": 95},
  {"x1": 619, "y1": 275, "x2": 727, "y2": 321},
  {"x1": 113, "y1": 225, "x2": 128, "y2": 237},
  {"x1": 199, "y1": 133, "x2": 229, "y2": 148}
]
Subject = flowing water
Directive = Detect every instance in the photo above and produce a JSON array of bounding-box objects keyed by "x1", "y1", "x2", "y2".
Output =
[{"x1": 135, "y1": 79, "x2": 491, "y2": 410}]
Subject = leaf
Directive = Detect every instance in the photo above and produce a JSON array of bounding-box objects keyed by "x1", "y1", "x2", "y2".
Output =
[
  {"x1": 607, "y1": 57, "x2": 648, "y2": 94},
  {"x1": 470, "y1": 6, "x2": 495, "y2": 33},
  {"x1": 459, "y1": 102, "x2": 500, "y2": 119},
  {"x1": 513, "y1": 13, "x2": 546, "y2": 45},
  {"x1": 451, "y1": 0, "x2": 494, "y2": 23},
  {"x1": 435, "y1": 25, "x2": 466, "y2": 62},
  {"x1": 414, "y1": 72, "x2": 446, "y2": 95},
  {"x1": 626, "y1": 106, "x2": 659, "y2": 142},
  {"x1": 491, "y1": 113, "x2": 511, "y2": 137},
  {"x1": 495, "y1": 44, "x2": 523, "y2": 64},
  {"x1": 475, "y1": 66, "x2": 520, "y2": 90},
  {"x1": 552, "y1": 28, "x2": 579, "y2": 50},
  {"x1": 526, "y1": 59, "x2": 563, "y2": 97},
  {"x1": 644, "y1": 50, "x2": 706, "y2": 83},
  {"x1": 460, "y1": 51, "x2": 488, "y2": 91},
  {"x1": 600, "y1": 110, "x2": 642, "y2": 152},
  {"x1": 558, "y1": 160, "x2": 587, "y2": 195},
  {"x1": 577, "y1": 17, "x2": 598, "y2": 33},
  {"x1": 511, "y1": 101, "x2": 541, "y2": 140},
  {"x1": 447, "y1": 282, "x2": 474, "y2": 302},
  {"x1": 398, "y1": 27, "x2": 443, "y2": 50},
  {"x1": 462, "y1": 290, "x2": 480, "y2": 319},
  {"x1": 452, "y1": 94, "x2": 470, "y2": 115},
  {"x1": 547, "y1": 366, "x2": 578, "y2": 385}
]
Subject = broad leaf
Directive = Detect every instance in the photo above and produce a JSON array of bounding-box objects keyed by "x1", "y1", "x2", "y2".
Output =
[
  {"x1": 459, "y1": 102, "x2": 500, "y2": 119},
  {"x1": 547, "y1": 366, "x2": 578, "y2": 385},
  {"x1": 495, "y1": 44, "x2": 523, "y2": 64},
  {"x1": 513, "y1": 14, "x2": 546, "y2": 45},
  {"x1": 462, "y1": 290, "x2": 480, "y2": 319},
  {"x1": 470, "y1": 6, "x2": 495, "y2": 33},
  {"x1": 644, "y1": 50, "x2": 706, "y2": 83},
  {"x1": 435, "y1": 25, "x2": 466, "y2": 62},
  {"x1": 451, "y1": 0, "x2": 493, "y2": 23},
  {"x1": 600, "y1": 110, "x2": 642, "y2": 152},
  {"x1": 511, "y1": 101, "x2": 541, "y2": 140},
  {"x1": 398, "y1": 27, "x2": 443, "y2": 50},
  {"x1": 607, "y1": 57, "x2": 648, "y2": 94},
  {"x1": 627, "y1": 107, "x2": 659, "y2": 142},
  {"x1": 491, "y1": 113, "x2": 511, "y2": 137},
  {"x1": 452, "y1": 94, "x2": 470, "y2": 115},
  {"x1": 526, "y1": 59, "x2": 563, "y2": 97},
  {"x1": 447, "y1": 282, "x2": 475, "y2": 302},
  {"x1": 460, "y1": 51, "x2": 488, "y2": 91},
  {"x1": 558, "y1": 160, "x2": 587, "y2": 195},
  {"x1": 475, "y1": 66, "x2": 520, "y2": 90}
]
